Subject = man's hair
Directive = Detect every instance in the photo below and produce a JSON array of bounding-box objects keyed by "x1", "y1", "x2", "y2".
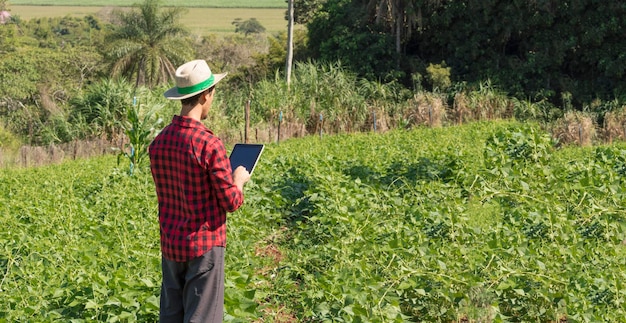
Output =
[{"x1": 181, "y1": 86, "x2": 215, "y2": 106}]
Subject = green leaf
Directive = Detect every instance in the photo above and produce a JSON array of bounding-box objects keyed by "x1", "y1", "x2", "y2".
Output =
[
  {"x1": 140, "y1": 278, "x2": 155, "y2": 288},
  {"x1": 144, "y1": 295, "x2": 160, "y2": 310},
  {"x1": 52, "y1": 288, "x2": 65, "y2": 298},
  {"x1": 84, "y1": 300, "x2": 100, "y2": 310}
]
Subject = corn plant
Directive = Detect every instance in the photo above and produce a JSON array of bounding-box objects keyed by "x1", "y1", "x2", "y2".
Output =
[{"x1": 118, "y1": 101, "x2": 163, "y2": 175}]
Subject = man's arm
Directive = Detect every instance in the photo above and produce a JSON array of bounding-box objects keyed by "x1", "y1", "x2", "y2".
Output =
[{"x1": 208, "y1": 141, "x2": 249, "y2": 212}]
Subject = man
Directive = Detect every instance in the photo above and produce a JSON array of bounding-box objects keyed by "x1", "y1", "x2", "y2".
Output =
[{"x1": 149, "y1": 59, "x2": 251, "y2": 323}]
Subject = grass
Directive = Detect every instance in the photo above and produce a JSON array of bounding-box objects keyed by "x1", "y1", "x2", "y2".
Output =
[
  {"x1": 8, "y1": 0, "x2": 286, "y2": 8},
  {"x1": 10, "y1": 6, "x2": 289, "y2": 34}
]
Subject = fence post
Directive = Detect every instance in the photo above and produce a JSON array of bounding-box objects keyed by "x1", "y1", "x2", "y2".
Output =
[
  {"x1": 21, "y1": 147, "x2": 27, "y2": 167},
  {"x1": 373, "y1": 111, "x2": 377, "y2": 132},
  {"x1": 278, "y1": 111, "x2": 283, "y2": 143},
  {"x1": 245, "y1": 100, "x2": 250, "y2": 143},
  {"x1": 319, "y1": 113, "x2": 323, "y2": 139},
  {"x1": 578, "y1": 124, "x2": 583, "y2": 145},
  {"x1": 428, "y1": 105, "x2": 433, "y2": 127}
]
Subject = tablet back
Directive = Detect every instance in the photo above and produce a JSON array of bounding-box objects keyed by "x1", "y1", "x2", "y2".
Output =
[{"x1": 228, "y1": 143, "x2": 265, "y2": 175}]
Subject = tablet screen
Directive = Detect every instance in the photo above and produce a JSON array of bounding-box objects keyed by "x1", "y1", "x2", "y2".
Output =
[{"x1": 229, "y1": 144, "x2": 265, "y2": 175}]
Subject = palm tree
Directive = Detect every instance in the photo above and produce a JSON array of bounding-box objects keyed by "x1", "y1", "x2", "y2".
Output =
[{"x1": 105, "y1": 0, "x2": 192, "y2": 88}]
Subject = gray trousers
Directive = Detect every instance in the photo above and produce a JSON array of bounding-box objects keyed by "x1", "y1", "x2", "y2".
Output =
[{"x1": 160, "y1": 247, "x2": 225, "y2": 323}]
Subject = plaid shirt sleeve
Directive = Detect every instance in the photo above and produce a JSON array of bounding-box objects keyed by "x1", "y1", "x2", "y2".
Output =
[{"x1": 207, "y1": 139, "x2": 244, "y2": 213}]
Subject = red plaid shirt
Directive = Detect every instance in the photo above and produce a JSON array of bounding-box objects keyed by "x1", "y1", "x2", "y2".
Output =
[{"x1": 149, "y1": 115, "x2": 244, "y2": 262}]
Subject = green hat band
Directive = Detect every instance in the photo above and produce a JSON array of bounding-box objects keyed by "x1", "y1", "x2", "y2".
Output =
[{"x1": 178, "y1": 74, "x2": 215, "y2": 95}]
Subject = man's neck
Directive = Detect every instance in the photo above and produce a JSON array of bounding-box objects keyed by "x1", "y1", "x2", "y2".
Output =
[{"x1": 180, "y1": 104, "x2": 202, "y2": 121}]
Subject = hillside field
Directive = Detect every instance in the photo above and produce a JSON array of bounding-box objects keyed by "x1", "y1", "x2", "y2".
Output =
[
  {"x1": 8, "y1": 0, "x2": 285, "y2": 8},
  {"x1": 1, "y1": 121, "x2": 626, "y2": 322},
  {"x1": 9, "y1": 5, "x2": 288, "y2": 34}
]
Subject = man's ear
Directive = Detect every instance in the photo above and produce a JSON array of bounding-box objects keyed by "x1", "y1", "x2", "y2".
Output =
[{"x1": 199, "y1": 90, "x2": 210, "y2": 103}]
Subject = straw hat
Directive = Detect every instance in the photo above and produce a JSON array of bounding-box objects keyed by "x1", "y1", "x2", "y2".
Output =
[{"x1": 164, "y1": 60, "x2": 227, "y2": 100}]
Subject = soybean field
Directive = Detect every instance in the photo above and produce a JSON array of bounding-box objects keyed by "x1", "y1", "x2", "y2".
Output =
[{"x1": 1, "y1": 121, "x2": 625, "y2": 322}]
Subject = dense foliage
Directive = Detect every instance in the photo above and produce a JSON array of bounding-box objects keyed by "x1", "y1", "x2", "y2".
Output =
[
  {"x1": 307, "y1": 0, "x2": 399, "y2": 81},
  {"x1": 2, "y1": 121, "x2": 625, "y2": 321},
  {"x1": 306, "y1": 0, "x2": 626, "y2": 107}
]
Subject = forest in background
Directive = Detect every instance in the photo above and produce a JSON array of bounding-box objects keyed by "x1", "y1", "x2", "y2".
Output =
[{"x1": 2, "y1": 0, "x2": 626, "y2": 167}]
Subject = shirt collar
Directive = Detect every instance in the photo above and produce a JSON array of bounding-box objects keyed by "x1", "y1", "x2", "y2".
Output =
[{"x1": 172, "y1": 115, "x2": 206, "y2": 129}]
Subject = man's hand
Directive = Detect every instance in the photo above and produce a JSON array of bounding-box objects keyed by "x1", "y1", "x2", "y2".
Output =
[{"x1": 233, "y1": 166, "x2": 251, "y2": 192}]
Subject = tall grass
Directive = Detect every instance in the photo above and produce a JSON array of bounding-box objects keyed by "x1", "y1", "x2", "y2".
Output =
[
  {"x1": 453, "y1": 80, "x2": 513, "y2": 124},
  {"x1": 551, "y1": 111, "x2": 596, "y2": 147},
  {"x1": 222, "y1": 61, "x2": 408, "y2": 135},
  {"x1": 603, "y1": 106, "x2": 626, "y2": 143}
]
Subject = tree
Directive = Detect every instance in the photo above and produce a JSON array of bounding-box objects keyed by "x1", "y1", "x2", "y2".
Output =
[
  {"x1": 232, "y1": 18, "x2": 266, "y2": 36},
  {"x1": 248, "y1": 30, "x2": 309, "y2": 84},
  {"x1": 308, "y1": 0, "x2": 398, "y2": 80},
  {"x1": 362, "y1": 0, "x2": 446, "y2": 62},
  {"x1": 366, "y1": 0, "x2": 413, "y2": 57},
  {"x1": 105, "y1": 0, "x2": 192, "y2": 88},
  {"x1": 293, "y1": 0, "x2": 327, "y2": 25}
]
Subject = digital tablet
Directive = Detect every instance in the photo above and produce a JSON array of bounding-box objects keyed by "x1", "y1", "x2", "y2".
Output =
[{"x1": 229, "y1": 143, "x2": 265, "y2": 175}]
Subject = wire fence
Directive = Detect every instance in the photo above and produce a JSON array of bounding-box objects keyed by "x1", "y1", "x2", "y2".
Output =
[
  {"x1": 3, "y1": 102, "x2": 612, "y2": 169},
  {"x1": 0, "y1": 137, "x2": 125, "y2": 168}
]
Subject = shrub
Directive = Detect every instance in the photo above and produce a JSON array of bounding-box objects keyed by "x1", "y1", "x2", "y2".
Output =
[
  {"x1": 69, "y1": 78, "x2": 134, "y2": 140},
  {"x1": 0, "y1": 124, "x2": 21, "y2": 167},
  {"x1": 426, "y1": 62, "x2": 451, "y2": 91},
  {"x1": 0, "y1": 123, "x2": 20, "y2": 151}
]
